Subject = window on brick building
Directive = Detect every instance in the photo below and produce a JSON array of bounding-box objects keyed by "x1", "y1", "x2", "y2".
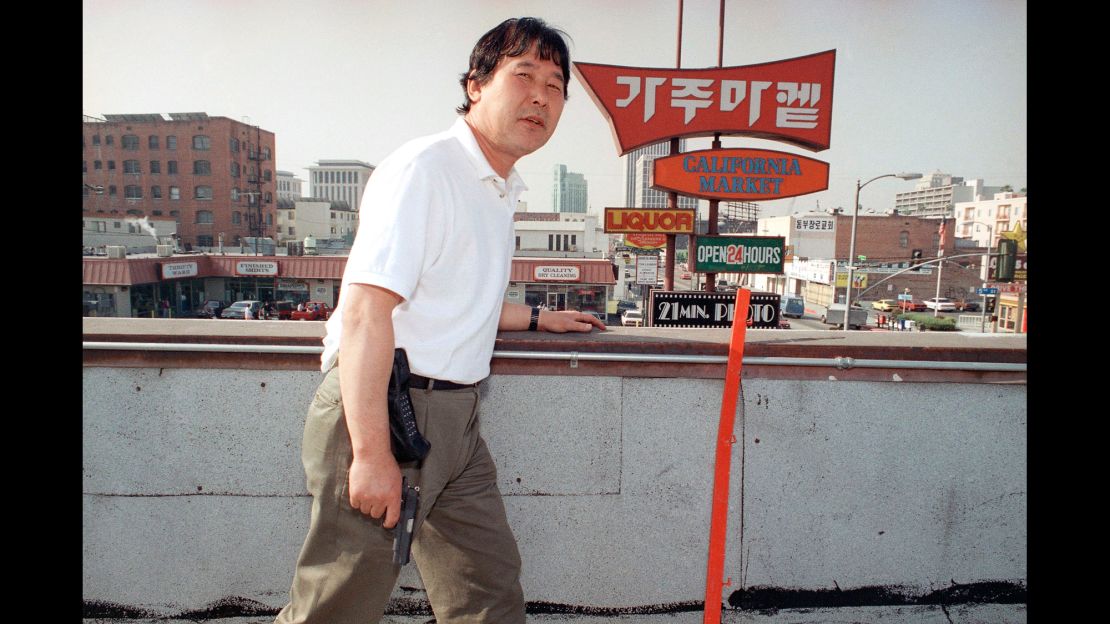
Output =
[
  {"x1": 92, "y1": 135, "x2": 101, "y2": 146},
  {"x1": 124, "y1": 185, "x2": 143, "y2": 200},
  {"x1": 105, "y1": 135, "x2": 114, "y2": 145},
  {"x1": 109, "y1": 185, "x2": 117, "y2": 196},
  {"x1": 94, "y1": 160, "x2": 102, "y2": 170},
  {"x1": 149, "y1": 135, "x2": 159, "y2": 149},
  {"x1": 168, "y1": 160, "x2": 178, "y2": 175},
  {"x1": 196, "y1": 210, "x2": 214, "y2": 224},
  {"x1": 231, "y1": 187, "x2": 240, "y2": 201},
  {"x1": 899, "y1": 231, "x2": 909, "y2": 248},
  {"x1": 192, "y1": 135, "x2": 211, "y2": 150},
  {"x1": 230, "y1": 162, "x2": 240, "y2": 178},
  {"x1": 195, "y1": 185, "x2": 213, "y2": 200},
  {"x1": 193, "y1": 160, "x2": 211, "y2": 175},
  {"x1": 232, "y1": 211, "x2": 241, "y2": 224},
  {"x1": 108, "y1": 160, "x2": 116, "y2": 170},
  {"x1": 122, "y1": 135, "x2": 139, "y2": 150},
  {"x1": 151, "y1": 186, "x2": 162, "y2": 199},
  {"x1": 264, "y1": 169, "x2": 272, "y2": 181},
  {"x1": 124, "y1": 160, "x2": 141, "y2": 174},
  {"x1": 197, "y1": 235, "x2": 214, "y2": 247},
  {"x1": 229, "y1": 138, "x2": 239, "y2": 152},
  {"x1": 150, "y1": 160, "x2": 161, "y2": 174},
  {"x1": 170, "y1": 186, "x2": 181, "y2": 200}
]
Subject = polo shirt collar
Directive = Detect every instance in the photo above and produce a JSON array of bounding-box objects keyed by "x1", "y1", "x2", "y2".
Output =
[{"x1": 450, "y1": 117, "x2": 528, "y2": 193}]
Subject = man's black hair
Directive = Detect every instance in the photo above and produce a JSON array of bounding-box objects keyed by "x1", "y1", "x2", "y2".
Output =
[{"x1": 457, "y1": 17, "x2": 571, "y2": 115}]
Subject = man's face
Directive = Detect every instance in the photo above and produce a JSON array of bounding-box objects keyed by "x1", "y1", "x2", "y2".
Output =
[{"x1": 465, "y1": 46, "x2": 566, "y2": 175}]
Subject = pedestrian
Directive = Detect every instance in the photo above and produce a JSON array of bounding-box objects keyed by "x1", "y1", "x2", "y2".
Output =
[
  {"x1": 160, "y1": 298, "x2": 170, "y2": 318},
  {"x1": 899, "y1": 316, "x2": 906, "y2": 331},
  {"x1": 244, "y1": 304, "x2": 254, "y2": 320},
  {"x1": 274, "y1": 17, "x2": 602, "y2": 624}
]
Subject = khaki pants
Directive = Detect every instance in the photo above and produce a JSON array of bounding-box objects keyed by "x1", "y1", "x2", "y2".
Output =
[{"x1": 275, "y1": 365, "x2": 525, "y2": 624}]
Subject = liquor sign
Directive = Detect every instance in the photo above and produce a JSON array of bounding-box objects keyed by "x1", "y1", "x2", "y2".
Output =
[
  {"x1": 534, "y1": 266, "x2": 580, "y2": 281},
  {"x1": 693, "y1": 236, "x2": 785, "y2": 274},
  {"x1": 235, "y1": 260, "x2": 279, "y2": 276},
  {"x1": 158, "y1": 261, "x2": 198, "y2": 280},
  {"x1": 649, "y1": 290, "x2": 779, "y2": 328},
  {"x1": 625, "y1": 232, "x2": 668, "y2": 249},
  {"x1": 635, "y1": 254, "x2": 659, "y2": 285},
  {"x1": 604, "y1": 208, "x2": 695, "y2": 234},
  {"x1": 572, "y1": 50, "x2": 836, "y2": 155},
  {"x1": 652, "y1": 148, "x2": 829, "y2": 201}
]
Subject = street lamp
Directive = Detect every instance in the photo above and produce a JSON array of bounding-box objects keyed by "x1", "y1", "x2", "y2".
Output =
[{"x1": 843, "y1": 172, "x2": 922, "y2": 331}]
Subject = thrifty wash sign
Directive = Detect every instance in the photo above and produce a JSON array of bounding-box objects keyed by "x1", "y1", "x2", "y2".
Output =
[{"x1": 694, "y1": 236, "x2": 785, "y2": 274}]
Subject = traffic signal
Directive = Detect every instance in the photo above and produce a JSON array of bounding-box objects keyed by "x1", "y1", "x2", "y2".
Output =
[
  {"x1": 910, "y1": 249, "x2": 923, "y2": 271},
  {"x1": 996, "y1": 239, "x2": 1017, "y2": 282},
  {"x1": 985, "y1": 297, "x2": 997, "y2": 314}
]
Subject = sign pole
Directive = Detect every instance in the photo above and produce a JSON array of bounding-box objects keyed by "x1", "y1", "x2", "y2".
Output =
[{"x1": 703, "y1": 288, "x2": 750, "y2": 623}]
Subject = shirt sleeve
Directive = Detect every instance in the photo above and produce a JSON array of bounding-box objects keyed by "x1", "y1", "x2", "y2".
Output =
[{"x1": 341, "y1": 155, "x2": 441, "y2": 302}]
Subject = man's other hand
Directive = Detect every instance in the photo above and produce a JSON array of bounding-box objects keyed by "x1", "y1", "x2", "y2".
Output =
[{"x1": 541, "y1": 310, "x2": 607, "y2": 333}]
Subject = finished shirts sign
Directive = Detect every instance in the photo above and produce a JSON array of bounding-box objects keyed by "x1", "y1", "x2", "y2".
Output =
[{"x1": 573, "y1": 50, "x2": 835, "y2": 155}]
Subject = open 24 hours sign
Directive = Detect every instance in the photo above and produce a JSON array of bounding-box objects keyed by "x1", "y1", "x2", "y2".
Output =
[{"x1": 693, "y1": 236, "x2": 785, "y2": 274}]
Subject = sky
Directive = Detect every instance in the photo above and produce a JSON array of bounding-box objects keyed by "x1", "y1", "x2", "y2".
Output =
[{"x1": 82, "y1": 0, "x2": 1026, "y2": 220}]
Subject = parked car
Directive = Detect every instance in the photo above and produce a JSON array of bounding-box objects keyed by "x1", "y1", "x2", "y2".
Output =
[
  {"x1": 958, "y1": 300, "x2": 981, "y2": 312},
  {"x1": 221, "y1": 300, "x2": 262, "y2": 319},
  {"x1": 922, "y1": 297, "x2": 957, "y2": 312},
  {"x1": 265, "y1": 300, "x2": 295, "y2": 320},
  {"x1": 616, "y1": 300, "x2": 638, "y2": 313},
  {"x1": 871, "y1": 299, "x2": 898, "y2": 312},
  {"x1": 291, "y1": 301, "x2": 333, "y2": 321},
  {"x1": 621, "y1": 309, "x2": 644, "y2": 327},
  {"x1": 195, "y1": 300, "x2": 228, "y2": 319},
  {"x1": 899, "y1": 299, "x2": 927, "y2": 312}
]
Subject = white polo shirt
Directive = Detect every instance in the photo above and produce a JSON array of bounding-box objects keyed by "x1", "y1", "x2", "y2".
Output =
[{"x1": 320, "y1": 118, "x2": 525, "y2": 383}]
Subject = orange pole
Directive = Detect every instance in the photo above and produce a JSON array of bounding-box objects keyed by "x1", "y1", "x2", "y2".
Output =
[{"x1": 702, "y1": 288, "x2": 750, "y2": 623}]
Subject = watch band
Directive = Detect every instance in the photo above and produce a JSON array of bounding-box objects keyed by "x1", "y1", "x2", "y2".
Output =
[{"x1": 528, "y1": 306, "x2": 540, "y2": 331}]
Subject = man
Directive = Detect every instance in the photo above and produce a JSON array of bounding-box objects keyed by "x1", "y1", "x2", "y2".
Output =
[{"x1": 275, "y1": 17, "x2": 603, "y2": 624}]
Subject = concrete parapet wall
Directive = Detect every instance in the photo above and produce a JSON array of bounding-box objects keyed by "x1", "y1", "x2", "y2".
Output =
[{"x1": 83, "y1": 353, "x2": 1026, "y2": 614}]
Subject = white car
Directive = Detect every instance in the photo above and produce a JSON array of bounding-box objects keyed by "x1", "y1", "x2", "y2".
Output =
[
  {"x1": 922, "y1": 297, "x2": 957, "y2": 312},
  {"x1": 621, "y1": 309, "x2": 644, "y2": 327}
]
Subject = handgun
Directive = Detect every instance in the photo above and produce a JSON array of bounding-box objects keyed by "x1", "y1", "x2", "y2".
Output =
[{"x1": 392, "y1": 476, "x2": 420, "y2": 565}]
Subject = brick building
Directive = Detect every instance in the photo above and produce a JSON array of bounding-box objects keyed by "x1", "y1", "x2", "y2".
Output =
[
  {"x1": 752, "y1": 212, "x2": 982, "y2": 306},
  {"x1": 83, "y1": 113, "x2": 277, "y2": 250}
]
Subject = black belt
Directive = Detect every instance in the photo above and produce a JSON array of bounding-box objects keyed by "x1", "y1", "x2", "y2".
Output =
[{"x1": 408, "y1": 374, "x2": 477, "y2": 391}]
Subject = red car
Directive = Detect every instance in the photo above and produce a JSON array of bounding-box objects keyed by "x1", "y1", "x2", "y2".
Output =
[
  {"x1": 899, "y1": 299, "x2": 927, "y2": 312},
  {"x1": 291, "y1": 301, "x2": 333, "y2": 321}
]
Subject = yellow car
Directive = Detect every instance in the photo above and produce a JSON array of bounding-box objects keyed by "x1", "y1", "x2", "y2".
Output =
[{"x1": 872, "y1": 299, "x2": 898, "y2": 312}]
